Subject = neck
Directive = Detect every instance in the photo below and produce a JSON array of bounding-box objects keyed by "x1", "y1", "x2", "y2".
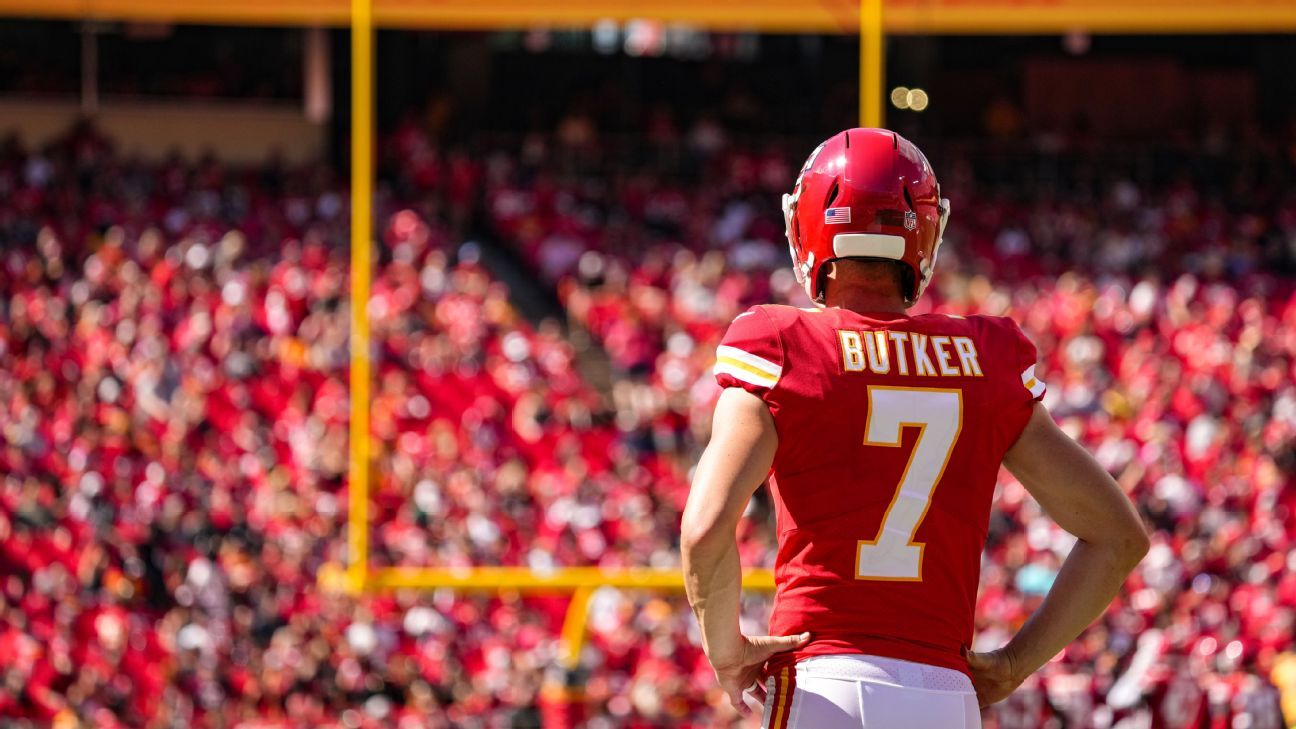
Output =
[{"x1": 823, "y1": 287, "x2": 909, "y2": 315}]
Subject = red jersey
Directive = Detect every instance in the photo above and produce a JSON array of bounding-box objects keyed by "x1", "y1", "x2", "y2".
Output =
[{"x1": 712, "y1": 304, "x2": 1046, "y2": 676}]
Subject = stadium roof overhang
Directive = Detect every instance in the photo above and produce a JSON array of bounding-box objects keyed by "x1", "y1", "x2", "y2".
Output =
[{"x1": 0, "y1": 0, "x2": 1294, "y2": 34}]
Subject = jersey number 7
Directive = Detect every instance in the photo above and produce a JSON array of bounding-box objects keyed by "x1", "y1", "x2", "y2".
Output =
[{"x1": 856, "y1": 386, "x2": 963, "y2": 581}]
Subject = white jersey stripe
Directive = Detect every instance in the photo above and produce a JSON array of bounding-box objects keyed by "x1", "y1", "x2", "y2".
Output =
[
  {"x1": 716, "y1": 345, "x2": 783, "y2": 380},
  {"x1": 1021, "y1": 364, "x2": 1047, "y2": 398},
  {"x1": 714, "y1": 361, "x2": 778, "y2": 389}
]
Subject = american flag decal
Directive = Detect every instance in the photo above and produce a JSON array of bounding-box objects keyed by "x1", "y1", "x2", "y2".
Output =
[{"x1": 825, "y1": 207, "x2": 851, "y2": 224}]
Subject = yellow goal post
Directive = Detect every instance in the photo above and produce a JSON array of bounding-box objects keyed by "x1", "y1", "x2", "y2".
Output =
[
  {"x1": 319, "y1": 566, "x2": 776, "y2": 667},
  {"x1": 327, "y1": 0, "x2": 875, "y2": 671}
]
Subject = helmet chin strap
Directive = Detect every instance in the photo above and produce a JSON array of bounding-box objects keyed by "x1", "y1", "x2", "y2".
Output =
[
  {"x1": 914, "y1": 198, "x2": 952, "y2": 303},
  {"x1": 803, "y1": 253, "x2": 822, "y2": 305},
  {"x1": 784, "y1": 191, "x2": 822, "y2": 307}
]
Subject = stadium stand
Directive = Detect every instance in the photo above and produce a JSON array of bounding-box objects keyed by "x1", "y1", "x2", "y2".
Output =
[{"x1": 1, "y1": 120, "x2": 1294, "y2": 728}]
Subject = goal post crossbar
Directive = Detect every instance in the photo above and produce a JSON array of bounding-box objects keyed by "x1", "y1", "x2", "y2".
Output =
[
  {"x1": 321, "y1": 565, "x2": 776, "y2": 592},
  {"x1": 319, "y1": 566, "x2": 776, "y2": 669}
]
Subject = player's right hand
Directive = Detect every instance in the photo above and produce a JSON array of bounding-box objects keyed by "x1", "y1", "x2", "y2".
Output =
[
  {"x1": 709, "y1": 632, "x2": 811, "y2": 715},
  {"x1": 966, "y1": 648, "x2": 1024, "y2": 707}
]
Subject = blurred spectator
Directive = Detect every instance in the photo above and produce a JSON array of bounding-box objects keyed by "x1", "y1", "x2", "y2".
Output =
[{"x1": 0, "y1": 119, "x2": 1293, "y2": 728}]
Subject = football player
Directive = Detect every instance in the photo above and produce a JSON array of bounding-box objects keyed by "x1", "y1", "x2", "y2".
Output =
[{"x1": 681, "y1": 129, "x2": 1149, "y2": 728}]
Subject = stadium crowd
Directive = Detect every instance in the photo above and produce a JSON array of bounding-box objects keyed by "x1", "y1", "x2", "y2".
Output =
[{"x1": 1, "y1": 119, "x2": 1294, "y2": 729}]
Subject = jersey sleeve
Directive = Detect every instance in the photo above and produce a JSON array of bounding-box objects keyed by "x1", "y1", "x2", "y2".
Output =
[
  {"x1": 987, "y1": 315, "x2": 1046, "y2": 449},
  {"x1": 713, "y1": 306, "x2": 784, "y2": 398},
  {"x1": 1006, "y1": 319, "x2": 1047, "y2": 403}
]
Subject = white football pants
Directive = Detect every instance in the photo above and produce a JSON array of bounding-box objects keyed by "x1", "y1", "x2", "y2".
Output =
[{"x1": 760, "y1": 654, "x2": 982, "y2": 729}]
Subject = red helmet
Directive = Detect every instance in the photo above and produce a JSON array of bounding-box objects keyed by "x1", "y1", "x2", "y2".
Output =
[{"x1": 782, "y1": 128, "x2": 950, "y2": 306}]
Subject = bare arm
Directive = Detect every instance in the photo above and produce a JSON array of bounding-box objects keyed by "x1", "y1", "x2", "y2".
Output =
[
  {"x1": 969, "y1": 403, "x2": 1150, "y2": 706},
  {"x1": 681, "y1": 387, "x2": 808, "y2": 714}
]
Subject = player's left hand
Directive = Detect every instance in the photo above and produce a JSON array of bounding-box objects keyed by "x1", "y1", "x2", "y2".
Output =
[
  {"x1": 966, "y1": 647, "x2": 1023, "y2": 707},
  {"x1": 708, "y1": 632, "x2": 811, "y2": 715}
]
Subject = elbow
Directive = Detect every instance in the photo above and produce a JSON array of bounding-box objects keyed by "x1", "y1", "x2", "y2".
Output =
[
  {"x1": 680, "y1": 514, "x2": 726, "y2": 561},
  {"x1": 1133, "y1": 525, "x2": 1152, "y2": 563},
  {"x1": 1083, "y1": 518, "x2": 1149, "y2": 572},
  {"x1": 679, "y1": 522, "x2": 712, "y2": 558},
  {"x1": 1115, "y1": 521, "x2": 1151, "y2": 570}
]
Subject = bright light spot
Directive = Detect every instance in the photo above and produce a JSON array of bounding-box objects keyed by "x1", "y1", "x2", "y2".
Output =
[
  {"x1": 890, "y1": 86, "x2": 910, "y2": 110},
  {"x1": 592, "y1": 20, "x2": 619, "y2": 54},
  {"x1": 1197, "y1": 636, "x2": 1218, "y2": 656},
  {"x1": 624, "y1": 20, "x2": 664, "y2": 57},
  {"x1": 907, "y1": 88, "x2": 930, "y2": 112},
  {"x1": 1225, "y1": 641, "x2": 1244, "y2": 660}
]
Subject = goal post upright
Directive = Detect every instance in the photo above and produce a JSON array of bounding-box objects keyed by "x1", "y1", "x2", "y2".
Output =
[
  {"x1": 332, "y1": 0, "x2": 780, "y2": 657},
  {"x1": 860, "y1": 0, "x2": 885, "y2": 128},
  {"x1": 347, "y1": 0, "x2": 374, "y2": 596}
]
